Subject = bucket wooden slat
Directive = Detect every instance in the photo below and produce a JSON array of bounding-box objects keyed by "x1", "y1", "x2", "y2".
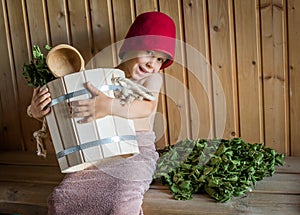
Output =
[
  {"x1": 63, "y1": 71, "x2": 103, "y2": 164},
  {"x1": 47, "y1": 78, "x2": 81, "y2": 170}
]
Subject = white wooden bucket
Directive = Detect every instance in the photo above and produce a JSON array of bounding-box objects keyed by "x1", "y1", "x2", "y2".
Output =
[{"x1": 45, "y1": 68, "x2": 139, "y2": 173}]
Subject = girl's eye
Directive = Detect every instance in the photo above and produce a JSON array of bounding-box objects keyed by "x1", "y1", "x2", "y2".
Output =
[
  {"x1": 157, "y1": 58, "x2": 164, "y2": 63},
  {"x1": 146, "y1": 50, "x2": 154, "y2": 56},
  {"x1": 145, "y1": 50, "x2": 166, "y2": 63}
]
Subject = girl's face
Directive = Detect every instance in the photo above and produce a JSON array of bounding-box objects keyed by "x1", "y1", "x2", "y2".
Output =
[{"x1": 118, "y1": 50, "x2": 169, "y2": 81}]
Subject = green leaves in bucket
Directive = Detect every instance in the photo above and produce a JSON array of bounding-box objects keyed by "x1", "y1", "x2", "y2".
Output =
[{"x1": 23, "y1": 45, "x2": 55, "y2": 87}]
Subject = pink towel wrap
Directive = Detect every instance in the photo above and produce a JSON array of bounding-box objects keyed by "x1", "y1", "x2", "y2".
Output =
[{"x1": 47, "y1": 131, "x2": 158, "y2": 215}]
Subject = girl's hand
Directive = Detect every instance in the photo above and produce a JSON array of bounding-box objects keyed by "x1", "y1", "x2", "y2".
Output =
[
  {"x1": 70, "y1": 82, "x2": 112, "y2": 123},
  {"x1": 30, "y1": 86, "x2": 52, "y2": 119}
]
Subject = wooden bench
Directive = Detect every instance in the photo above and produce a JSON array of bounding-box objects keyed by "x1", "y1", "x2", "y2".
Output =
[{"x1": 0, "y1": 152, "x2": 299, "y2": 215}]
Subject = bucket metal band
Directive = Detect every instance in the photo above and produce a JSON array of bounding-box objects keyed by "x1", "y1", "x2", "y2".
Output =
[
  {"x1": 49, "y1": 85, "x2": 122, "y2": 107},
  {"x1": 56, "y1": 135, "x2": 137, "y2": 159}
]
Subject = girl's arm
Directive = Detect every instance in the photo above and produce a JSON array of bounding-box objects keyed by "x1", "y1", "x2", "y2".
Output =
[
  {"x1": 70, "y1": 74, "x2": 163, "y2": 124},
  {"x1": 70, "y1": 82, "x2": 157, "y2": 124}
]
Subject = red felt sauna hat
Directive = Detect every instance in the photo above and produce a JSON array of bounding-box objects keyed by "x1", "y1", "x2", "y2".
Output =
[{"x1": 119, "y1": 11, "x2": 176, "y2": 69}]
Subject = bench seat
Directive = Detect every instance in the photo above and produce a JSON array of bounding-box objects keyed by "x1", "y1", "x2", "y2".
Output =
[{"x1": 0, "y1": 152, "x2": 299, "y2": 215}]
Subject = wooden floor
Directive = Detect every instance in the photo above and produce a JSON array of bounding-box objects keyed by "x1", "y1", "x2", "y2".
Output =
[{"x1": 0, "y1": 152, "x2": 299, "y2": 215}]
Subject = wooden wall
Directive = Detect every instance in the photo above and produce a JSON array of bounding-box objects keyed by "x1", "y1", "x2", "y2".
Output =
[{"x1": 0, "y1": 0, "x2": 299, "y2": 156}]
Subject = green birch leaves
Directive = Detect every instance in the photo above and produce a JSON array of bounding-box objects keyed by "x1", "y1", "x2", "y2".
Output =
[
  {"x1": 23, "y1": 45, "x2": 55, "y2": 87},
  {"x1": 154, "y1": 138, "x2": 285, "y2": 202}
]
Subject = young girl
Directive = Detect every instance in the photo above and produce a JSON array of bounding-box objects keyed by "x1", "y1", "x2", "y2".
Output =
[{"x1": 28, "y1": 11, "x2": 176, "y2": 215}]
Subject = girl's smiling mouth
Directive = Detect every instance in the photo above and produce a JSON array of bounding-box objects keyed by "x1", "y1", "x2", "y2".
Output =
[{"x1": 138, "y1": 66, "x2": 149, "y2": 74}]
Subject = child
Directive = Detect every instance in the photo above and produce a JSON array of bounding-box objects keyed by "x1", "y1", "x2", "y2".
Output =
[{"x1": 28, "y1": 11, "x2": 176, "y2": 215}]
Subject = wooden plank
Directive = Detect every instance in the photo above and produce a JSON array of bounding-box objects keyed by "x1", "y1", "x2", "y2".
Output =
[
  {"x1": 46, "y1": 0, "x2": 70, "y2": 45},
  {"x1": 254, "y1": 173, "x2": 300, "y2": 194},
  {"x1": 135, "y1": 0, "x2": 158, "y2": 14},
  {"x1": 5, "y1": 0, "x2": 38, "y2": 152},
  {"x1": 88, "y1": 0, "x2": 114, "y2": 68},
  {"x1": 0, "y1": 0, "x2": 23, "y2": 151},
  {"x1": 26, "y1": 0, "x2": 48, "y2": 47},
  {"x1": 231, "y1": 193, "x2": 300, "y2": 215},
  {"x1": 112, "y1": 0, "x2": 134, "y2": 42},
  {"x1": 260, "y1": 0, "x2": 288, "y2": 154},
  {"x1": 282, "y1": 0, "x2": 290, "y2": 156},
  {"x1": 160, "y1": 0, "x2": 191, "y2": 144},
  {"x1": 0, "y1": 182, "x2": 54, "y2": 215},
  {"x1": 0, "y1": 151, "x2": 58, "y2": 166},
  {"x1": 143, "y1": 189, "x2": 300, "y2": 215},
  {"x1": 68, "y1": 0, "x2": 93, "y2": 62},
  {"x1": 182, "y1": 0, "x2": 213, "y2": 139},
  {"x1": 46, "y1": 78, "x2": 82, "y2": 171},
  {"x1": 208, "y1": 0, "x2": 238, "y2": 139},
  {"x1": 228, "y1": 0, "x2": 239, "y2": 139},
  {"x1": 0, "y1": 203, "x2": 47, "y2": 215},
  {"x1": 288, "y1": 0, "x2": 300, "y2": 156},
  {"x1": 0, "y1": 181, "x2": 55, "y2": 205},
  {"x1": 276, "y1": 156, "x2": 300, "y2": 173},
  {"x1": 0, "y1": 164, "x2": 64, "y2": 184},
  {"x1": 234, "y1": 0, "x2": 263, "y2": 144}
]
